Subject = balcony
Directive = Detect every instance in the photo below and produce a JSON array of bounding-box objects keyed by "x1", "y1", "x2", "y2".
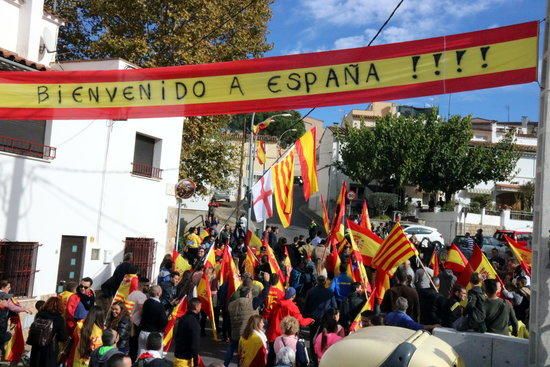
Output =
[
  {"x1": 131, "y1": 162, "x2": 162, "y2": 180},
  {"x1": 0, "y1": 135, "x2": 56, "y2": 160}
]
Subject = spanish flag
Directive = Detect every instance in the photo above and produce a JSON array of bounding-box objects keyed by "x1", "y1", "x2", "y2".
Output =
[
  {"x1": 429, "y1": 250, "x2": 440, "y2": 277},
  {"x1": 173, "y1": 249, "x2": 192, "y2": 274},
  {"x1": 245, "y1": 229, "x2": 264, "y2": 251},
  {"x1": 238, "y1": 332, "x2": 268, "y2": 367},
  {"x1": 373, "y1": 270, "x2": 391, "y2": 304},
  {"x1": 320, "y1": 195, "x2": 331, "y2": 235},
  {"x1": 244, "y1": 246, "x2": 260, "y2": 276},
  {"x1": 372, "y1": 223, "x2": 418, "y2": 273},
  {"x1": 272, "y1": 150, "x2": 295, "y2": 228},
  {"x1": 347, "y1": 219, "x2": 382, "y2": 266},
  {"x1": 3, "y1": 315, "x2": 24, "y2": 363},
  {"x1": 253, "y1": 117, "x2": 273, "y2": 134},
  {"x1": 349, "y1": 293, "x2": 375, "y2": 333},
  {"x1": 112, "y1": 273, "x2": 139, "y2": 312},
  {"x1": 457, "y1": 246, "x2": 500, "y2": 288},
  {"x1": 329, "y1": 182, "x2": 347, "y2": 245},
  {"x1": 360, "y1": 200, "x2": 371, "y2": 230},
  {"x1": 203, "y1": 244, "x2": 217, "y2": 270},
  {"x1": 220, "y1": 246, "x2": 242, "y2": 300},
  {"x1": 325, "y1": 243, "x2": 341, "y2": 276},
  {"x1": 197, "y1": 271, "x2": 217, "y2": 340},
  {"x1": 295, "y1": 128, "x2": 319, "y2": 200},
  {"x1": 265, "y1": 244, "x2": 286, "y2": 285},
  {"x1": 444, "y1": 244, "x2": 468, "y2": 274},
  {"x1": 163, "y1": 296, "x2": 188, "y2": 352},
  {"x1": 505, "y1": 235, "x2": 532, "y2": 276},
  {"x1": 257, "y1": 140, "x2": 266, "y2": 165}
]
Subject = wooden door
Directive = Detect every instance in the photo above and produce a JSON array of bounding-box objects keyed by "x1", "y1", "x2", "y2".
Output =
[{"x1": 56, "y1": 236, "x2": 86, "y2": 292}]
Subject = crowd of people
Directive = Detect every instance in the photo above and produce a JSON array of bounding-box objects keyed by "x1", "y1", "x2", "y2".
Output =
[{"x1": 0, "y1": 213, "x2": 532, "y2": 367}]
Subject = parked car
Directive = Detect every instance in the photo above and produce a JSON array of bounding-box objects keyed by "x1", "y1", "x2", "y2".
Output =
[
  {"x1": 212, "y1": 191, "x2": 231, "y2": 202},
  {"x1": 451, "y1": 235, "x2": 510, "y2": 260},
  {"x1": 402, "y1": 224, "x2": 445, "y2": 249},
  {"x1": 493, "y1": 229, "x2": 532, "y2": 247}
]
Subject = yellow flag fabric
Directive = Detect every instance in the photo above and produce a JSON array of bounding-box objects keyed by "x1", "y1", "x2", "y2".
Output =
[
  {"x1": 272, "y1": 150, "x2": 295, "y2": 228},
  {"x1": 320, "y1": 195, "x2": 331, "y2": 235},
  {"x1": 173, "y1": 250, "x2": 192, "y2": 274},
  {"x1": 238, "y1": 333, "x2": 268, "y2": 367},
  {"x1": 295, "y1": 128, "x2": 319, "y2": 200},
  {"x1": 257, "y1": 140, "x2": 266, "y2": 165},
  {"x1": 69, "y1": 321, "x2": 103, "y2": 367},
  {"x1": 112, "y1": 273, "x2": 139, "y2": 312},
  {"x1": 197, "y1": 271, "x2": 217, "y2": 340},
  {"x1": 347, "y1": 219, "x2": 382, "y2": 266}
]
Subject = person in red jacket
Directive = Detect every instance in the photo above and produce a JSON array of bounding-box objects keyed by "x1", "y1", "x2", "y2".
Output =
[
  {"x1": 266, "y1": 287, "x2": 314, "y2": 343},
  {"x1": 263, "y1": 274, "x2": 284, "y2": 320}
]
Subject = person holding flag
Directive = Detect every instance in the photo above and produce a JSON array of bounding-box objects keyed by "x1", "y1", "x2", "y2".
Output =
[{"x1": 174, "y1": 298, "x2": 202, "y2": 367}]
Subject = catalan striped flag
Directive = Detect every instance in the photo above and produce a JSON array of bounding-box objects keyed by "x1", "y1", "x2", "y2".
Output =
[
  {"x1": 371, "y1": 223, "x2": 418, "y2": 273},
  {"x1": 329, "y1": 182, "x2": 346, "y2": 245},
  {"x1": 173, "y1": 249, "x2": 192, "y2": 274},
  {"x1": 444, "y1": 244, "x2": 468, "y2": 274},
  {"x1": 163, "y1": 296, "x2": 188, "y2": 352},
  {"x1": 349, "y1": 293, "x2": 376, "y2": 333},
  {"x1": 197, "y1": 271, "x2": 217, "y2": 340},
  {"x1": 112, "y1": 274, "x2": 139, "y2": 313},
  {"x1": 320, "y1": 195, "x2": 331, "y2": 235},
  {"x1": 505, "y1": 235, "x2": 532, "y2": 276},
  {"x1": 272, "y1": 150, "x2": 295, "y2": 228},
  {"x1": 238, "y1": 332, "x2": 268, "y2": 367},
  {"x1": 257, "y1": 140, "x2": 266, "y2": 165},
  {"x1": 3, "y1": 315, "x2": 24, "y2": 363},
  {"x1": 347, "y1": 219, "x2": 382, "y2": 266},
  {"x1": 265, "y1": 244, "x2": 286, "y2": 286},
  {"x1": 295, "y1": 128, "x2": 319, "y2": 200},
  {"x1": 360, "y1": 200, "x2": 371, "y2": 230}
]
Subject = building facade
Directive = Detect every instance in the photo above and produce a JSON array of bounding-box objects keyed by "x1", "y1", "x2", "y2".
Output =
[{"x1": 0, "y1": 0, "x2": 183, "y2": 297}]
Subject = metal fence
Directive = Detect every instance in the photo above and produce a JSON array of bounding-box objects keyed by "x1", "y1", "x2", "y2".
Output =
[
  {"x1": 124, "y1": 238, "x2": 156, "y2": 280},
  {"x1": 0, "y1": 242, "x2": 39, "y2": 297}
]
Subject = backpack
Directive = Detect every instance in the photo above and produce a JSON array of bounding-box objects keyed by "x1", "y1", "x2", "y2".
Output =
[
  {"x1": 27, "y1": 317, "x2": 54, "y2": 347},
  {"x1": 465, "y1": 289, "x2": 486, "y2": 333}
]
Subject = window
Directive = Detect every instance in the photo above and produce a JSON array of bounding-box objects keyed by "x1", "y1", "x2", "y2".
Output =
[
  {"x1": 132, "y1": 133, "x2": 162, "y2": 179},
  {"x1": 124, "y1": 238, "x2": 156, "y2": 280},
  {"x1": 0, "y1": 242, "x2": 39, "y2": 297},
  {"x1": 0, "y1": 120, "x2": 55, "y2": 159}
]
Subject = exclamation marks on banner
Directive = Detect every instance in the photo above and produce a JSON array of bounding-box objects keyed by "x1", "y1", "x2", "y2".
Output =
[
  {"x1": 411, "y1": 56, "x2": 420, "y2": 79},
  {"x1": 456, "y1": 50, "x2": 466, "y2": 72},
  {"x1": 433, "y1": 53, "x2": 442, "y2": 76},
  {"x1": 480, "y1": 46, "x2": 490, "y2": 68}
]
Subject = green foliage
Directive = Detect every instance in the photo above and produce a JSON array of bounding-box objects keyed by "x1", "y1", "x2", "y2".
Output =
[
  {"x1": 228, "y1": 111, "x2": 306, "y2": 147},
  {"x1": 471, "y1": 194, "x2": 492, "y2": 208},
  {"x1": 441, "y1": 200, "x2": 458, "y2": 212},
  {"x1": 519, "y1": 181, "x2": 535, "y2": 211},
  {"x1": 367, "y1": 192, "x2": 399, "y2": 216}
]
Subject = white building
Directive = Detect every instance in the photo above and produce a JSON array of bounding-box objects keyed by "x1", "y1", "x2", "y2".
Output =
[{"x1": 0, "y1": 0, "x2": 183, "y2": 298}]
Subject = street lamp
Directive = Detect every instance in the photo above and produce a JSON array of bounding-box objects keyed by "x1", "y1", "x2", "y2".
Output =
[
  {"x1": 245, "y1": 113, "x2": 292, "y2": 232},
  {"x1": 277, "y1": 128, "x2": 297, "y2": 155}
]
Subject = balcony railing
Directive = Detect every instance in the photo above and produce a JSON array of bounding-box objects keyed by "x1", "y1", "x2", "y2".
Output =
[
  {"x1": 131, "y1": 162, "x2": 162, "y2": 179},
  {"x1": 0, "y1": 135, "x2": 56, "y2": 160}
]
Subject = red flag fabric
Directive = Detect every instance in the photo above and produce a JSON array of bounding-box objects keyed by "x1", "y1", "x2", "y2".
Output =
[
  {"x1": 295, "y1": 127, "x2": 319, "y2": 200},
  {"x1": 429, "y1": 250, "x2": 440, "y2": 277},
  {"x1": 360, "y1": 200, "x2": 371, "y2": 230},
  {"x1": 220, "y1": 246, "x2": 242, "y2": 300},
  {"x1": 444, "y1": 244, "x2": 469, "y2": 274},
  {"x1": 197, "y1": 271, "x2": 217, "y2": 340},
  {"x1": 3, "y1": 315, "x2": 24, "y2": 362},
  {"x1": 163, "y1": 297, "x2": 188, "y2": 352},
  {"x1": 505, "y1": 235, "x2": 532, "y2": 276},
  {"x1": 457, "y1": 246, "x2": 501, "y2": 288},
  {"x1": 347, "y1": 219, "x2": 382, "y2": 266},
  {"x1": 320, "y1": 195, "x2": 331, "y2": 235},
  {"x1": 329, "y1": 182, "x2": 347, "y2": 245},
  {"x1": 371, "y1": 223, "x2": 417, "y2": 272}
]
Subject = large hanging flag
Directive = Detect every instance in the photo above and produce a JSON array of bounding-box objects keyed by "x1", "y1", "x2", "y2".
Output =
[
  {"x1": 360, "y1": 200, "x2": 371, "y2": 230},
  {"x1": 443, "y1": 244, "x2": 469, "y2": 274},
  {"x1": 0, "y1": 22, "x2": 538, "y2": 120},
  {"x1": 429, "y1": 250, "x2": 440, "y2": 277},
  {"x1": 320, "y1": 195, "x2": 331, "y2": 235},
  {"x1": 245, "y1": 229, "x2": 264, "y2": 251},
  {"x1": 347, "y1": 219, "x2": 382, "y2": 266},
  {"x1": 505, "y1": 235, "x2": 532, "y2": 276},
  {"x1": 197, "y1": 271, "x2": 217, "y2": 340},
  {"x1": 257, "y1": 140, "x2": 267, "y2": 165},
  {"x1": 220, "y1": 246, "x2": 242, "y2": 300},
  {"x1": 272, "y1": 151, "x2": 295, "y2": 228},
  {"x1": 372, "y1": 223, "x2": 418, "y2": 273},
  {"x1": 295, "y1": 127, "x2": 319, "y2": 200},
  {"x1": 252, "y1": 170, "x2": 273, "y2": 223},
  {"x1": 112, "y1": 274, "x2": 139, "y2": 312},
  {"x1": 172, "y1": 250, "x2": 192, "y2": 274},
  {"x1": 163, "y1": 296, "x2": 188, "y2": 352},
  {"x1": 3, "y1": 315, "x2": 24, "y2": 363},
  {"x1": 457, "y1": 246, "x2": 500, "y2": 288}
]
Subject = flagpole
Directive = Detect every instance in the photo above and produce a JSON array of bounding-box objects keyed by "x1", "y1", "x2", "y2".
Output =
[
  {"x1": 262, "y1": 160, "x2": 267, "y2": 232},
  {"x1": 246, "y1": 112, "x2": 256, "y2": 233},
  {"x1": 415, "y1": 254, "x2": 439, "y2": 292}
]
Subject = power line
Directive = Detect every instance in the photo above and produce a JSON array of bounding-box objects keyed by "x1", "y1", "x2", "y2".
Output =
[{"x1": 367, "y1": 0, "x2": 405, "y2": 46}]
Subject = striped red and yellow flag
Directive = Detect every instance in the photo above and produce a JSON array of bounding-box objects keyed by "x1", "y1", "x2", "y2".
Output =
[
  {"x1": 360, "y1": 200, "x2": 371, "y2": 230},
  {"x1": 272, "y1": 150, "x2": 295, "y2": 228},
  {"x1": 265, "y1": 244, "x2": 286, "y2": 285},
  {"x1": 173, "y1": 250, "x2": 192, "y2": 274},
  {"x1": 253, "y1": 118, "x2": 273, "y2": 135},
  {"x1": 347, "y1": 219, "x2": 382, "y2": 266},
  {"x1": 372, "y1": 223, "x2": 418, "y2": 272},
  {"x1": 238, "y1": 333, "x2": 268, "y2": 367},
  {"x1": 349, "y1": 293, "x2": 376, "y2": 333},
  {"x1": 505, "y1": 235, "x2": 532, "y2": 276},
  {"x1": 443, "y1": 244, "x2": 468, "y2": 274},
  {"x1": 163, "y1": 296, "x2": 188, "y2": 352},
  {"x1": 429, "y1": 250, "x2": 440, "y2": 277},
  {"x1": 295, "y1": 127, "x2": 318, "y2": 200},
  {"x1": 3, "y1": 315, "x2": 24, "y2": 363},
  {"x1": 320, "y1": 195, "x2": 331, "y2": 235},
  {"x1": 112, "y1": 274, "x2": 139, "y2": 312},
  {"x1": 203, "y1": 244, "x2": 217, "y2": 270},
  {"x1": 197, "y1": 271, "x2": 217, "y2": 340},
  {"x1": 257, "y1": 140, "x2": 266, "y2": 165},
  {"x1": 373, "y1": 270, "x2": 391, "y2": 304},
  {"x1": 329, "y1": 182, "x2": 346, "y2": 244}
]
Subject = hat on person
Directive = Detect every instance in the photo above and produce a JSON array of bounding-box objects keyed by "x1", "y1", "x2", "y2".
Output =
[
  {"x1": 284, "y1": 287, "x2": 297, "y2": 300},
  {"x1": 0, "y1": 292, "x2": 12, "y2": 301}
]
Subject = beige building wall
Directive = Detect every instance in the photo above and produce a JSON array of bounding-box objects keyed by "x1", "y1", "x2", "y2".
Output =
[{"x1": 342, "y1": 102, "x2": 397, "y2": 128}]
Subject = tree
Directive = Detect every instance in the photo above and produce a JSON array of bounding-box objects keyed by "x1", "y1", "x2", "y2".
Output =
[
  {"x1": 414, "y1": 114, "x2": 519, "y2": 202},
  {"x1": 519, "y1": 181, "x2": 535, "y2": 211},
  {"x1": 367, "y1": 192, "x2": 398, "y2": 216},
  {"x1": 48, "y1": 0, "x2": 273, "y2": 195}
]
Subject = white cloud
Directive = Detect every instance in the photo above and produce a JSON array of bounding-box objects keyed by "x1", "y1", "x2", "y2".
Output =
[{"x1": 334, "y1": 35, "x2": 366, "y2": 49}]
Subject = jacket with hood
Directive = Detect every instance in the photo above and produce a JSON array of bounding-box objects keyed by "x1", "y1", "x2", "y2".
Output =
[
  {"x1": 89, "y1": 345, "x2": 123, "y2": 367},
  {"x1": 266, "y1": 299, "x2": 314, "y2": 342}
]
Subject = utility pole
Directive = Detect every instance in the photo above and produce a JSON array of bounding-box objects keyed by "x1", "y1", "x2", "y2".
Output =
[
  {"x1": 235, "y1": 116, "x2": 247, "y2": 224},
  {"x1": 246, "y1": 113, "x2": 256, "y2": 232},
  {"x1": 529, "y1": 5, "x2": 550, "y2": 365}
]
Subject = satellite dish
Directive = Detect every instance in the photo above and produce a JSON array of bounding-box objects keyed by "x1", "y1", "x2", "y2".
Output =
[
  {"x1": 38, "y1": 28, "x2": 56, "y2": 63},
  {"x1": 175, "y1": 179, "x2": 196, "y2": 199}
]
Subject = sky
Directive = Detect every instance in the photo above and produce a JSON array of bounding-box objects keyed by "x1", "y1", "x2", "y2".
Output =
[{"x1": 265, "y1": 0, "x2": 546, "y2": 125}]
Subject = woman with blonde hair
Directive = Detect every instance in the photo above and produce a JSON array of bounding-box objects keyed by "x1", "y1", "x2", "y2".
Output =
[
  {"x1": 238, "y1": 315, "x2": 268, "y2": 367},
  {"x1": 274, "y1": 316, "x2": 309, "y2": 367}
]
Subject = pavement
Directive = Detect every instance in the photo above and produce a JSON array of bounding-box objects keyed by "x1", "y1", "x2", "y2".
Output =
[{"x1": 165, "y1": 332, "x2": 237, "y2": 366}]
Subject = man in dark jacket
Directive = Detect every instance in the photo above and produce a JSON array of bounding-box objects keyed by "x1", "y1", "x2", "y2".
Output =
[
  {"x1": 160, "y1": 271, "x2": 181, "y2": 312},
  {"x1": 484, "y1": 279, "x2": 518, "y2": 336},
  {"x1": 174, "y1": 298, "x2": 202, "y2": 366},
  {"x1": 340, "y1": 282, "x2": 366, "y2": 329},
  {"x1": 139, "y1": 286, "x2": 168, "y2": 355},
  {"x1": 418, "y1": 277, "x2": 446, "y2": 325},
  {"x1": 381, "y1": 267, "x2": 421, "y2": 321},
  {"x1": 101, "y1": 253, "x2": 135, "y2": 298},
  {"x1": 304, "y1": 275, "x2": 337, "y2": 320},
  {"x1": 90, "y1": 329, "x2": 123, "y2": 367},
  {"x1": 441, "y1": 284, "x2": 467, "y2": 327},
  {"x1": 463, "y1": 273, "x2": 486, "y2": 332}
]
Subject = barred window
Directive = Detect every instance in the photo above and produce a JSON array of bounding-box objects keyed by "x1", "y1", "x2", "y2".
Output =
[
  {"x1": 124, "y1": 238, "x2": 155, "y2": 280},
  {"x1": 0, "y1": 242, "x2": 39, "y2": 297}
]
